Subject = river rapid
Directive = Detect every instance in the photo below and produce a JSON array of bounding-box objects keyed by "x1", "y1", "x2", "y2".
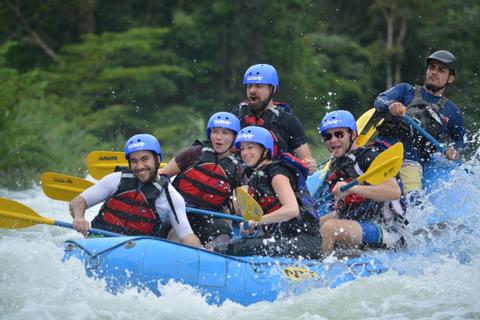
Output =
[{"x1": 1, "y1": 158, "x2": 480, "y2": 320}]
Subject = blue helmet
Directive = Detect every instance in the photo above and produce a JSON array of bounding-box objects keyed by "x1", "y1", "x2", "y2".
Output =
[
  {"x1": 319, "y1": 110, "x2": 357, "y2": 135},
  {"x1": 235, "y1": 126, "x2": 274, "y2": 158},
  {"x1": 243, "y1": 64, "x2": 279, "y2": 91},
  {"x1": 206, "y1": 112, "x2": 241, "y2": 138},
  {"x1": 124, "y1": 134, "x2": 162, "y2": 161}
]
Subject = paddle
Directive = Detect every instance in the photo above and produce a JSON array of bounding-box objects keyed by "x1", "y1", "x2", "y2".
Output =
[
  {"x1": 320, "y1": 142, "x2": 404, "y2": 202},
  {"x1": 356, "y1": 118, "x2": 385, "y2": 147},
  {"x1": 235, "y1": 187, "x2": 263, "y2": 222},
  {"x1": 313, "y1": 108, "x2": 379, "y2": 199},
  {"x1": 41, "y1": 172, "x2": 94, "y2": 202},
  {"x1": 40, "y1": 172, "x2": 245, "y2": 223},
  {"x1": 403, "y1": 115, "x2": 447, "y2": 153},
  {"x1": 86, "y1": 151, "x2": 167, "y2": 180},
  {"x1": 0, "y1": 197, "x2": 121, "y2": 237},
  {"x1": 356, "y1": 108, "x2": 376, "y2": 135},
  {"x1": 86, "y1": 151, "x2": 129, "y2": 180}
]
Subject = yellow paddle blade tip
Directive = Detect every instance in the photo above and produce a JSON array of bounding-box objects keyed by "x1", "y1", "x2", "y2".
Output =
[{"x1": 235, "y1": 187, "x2": 263, "y2": 222}]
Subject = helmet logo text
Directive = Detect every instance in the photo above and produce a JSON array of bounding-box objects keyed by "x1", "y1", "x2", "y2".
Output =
[
  {"x1": 213, "y1": 119, "x2": 231, "y2": 126},
  {"x1": 247, "y1": 75, "x2": 264, "y2": 81},
  {"x1": 128, "y1": 142, "x2": 146, "y2": 150},
  {"x1": 323, "y1": 119, "x2": 340, "y2": 126},
  {"x1": 238, "y1": 133, "x2": 254, "y2": 140}
]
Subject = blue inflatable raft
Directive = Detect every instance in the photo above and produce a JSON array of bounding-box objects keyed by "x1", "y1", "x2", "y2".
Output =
[{"x1": 63, "y1": 155, "x2": 472, "y2": 306}]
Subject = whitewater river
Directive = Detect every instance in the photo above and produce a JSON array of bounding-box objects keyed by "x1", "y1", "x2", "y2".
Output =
[{"x1": 1, "y1": 159, "x2": 480, "y2": 320}]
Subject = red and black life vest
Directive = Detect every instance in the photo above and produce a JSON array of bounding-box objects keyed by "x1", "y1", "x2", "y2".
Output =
[
  {"x1": 91, "y1": 169, "x2": 172, "y2": 236},
  {"x1": 238, "y1": 102, "x2": 291, "y2": 155},
  {"x1": 173, "y1": 141, "x2": 240, "y2": 212},
  {"x1": 326, "y1": 147, "x2": 406, "y2": 223},
  {"x1": 247, "y1": 153, "x2": 320, "y2": 235}
]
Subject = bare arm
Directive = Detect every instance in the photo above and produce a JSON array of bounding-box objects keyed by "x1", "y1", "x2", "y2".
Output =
[
  {"x1": 158, "y1": 158, "x2": 181, "y2": 177},
  {"x1": 68, "y1": 172, "x2": 121, "y2": 236},
  {"x1": 294, "y1": 143, "x2": 318, "y2": 174},
  {"x1": 334, "y1": 178, "x2": 401, "y2": 202},
  {"x1": 180, "y1": 233, "x2": 201, "y2": 247},
  {"x1": 69, "y1": 196, "x2": 89, "y2": 236},
  {"x1": 259, "y1": 174, "x2": 299, "y2": 225}
]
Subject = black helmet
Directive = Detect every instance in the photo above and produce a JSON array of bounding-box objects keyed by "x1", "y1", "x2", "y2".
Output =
[{"x1": 426, "y1": 50, "x2": 457, "y2": 75}]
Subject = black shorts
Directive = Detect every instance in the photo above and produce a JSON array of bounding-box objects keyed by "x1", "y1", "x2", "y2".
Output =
[{"x1": 188, "y1": 215, "x2": 232, "y2": 245}]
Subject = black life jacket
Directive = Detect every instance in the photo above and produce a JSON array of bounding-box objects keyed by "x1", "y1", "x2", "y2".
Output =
[
  {"x1": 173, "y1": 141, "x2": 240, "y2": 212},
  {"x1": 326, "y1": 147, "x2": 407, "y2": 224},
  {"x1": 238, "y1": 101, "x2": 292, "y2": 155},
  {"x1": 377, "y1": 85, "x2": 449, "y2": 159},
  {"x1": 92, "y1": 168, "x2": 176, "y2": 236},
  {"x1": 247, "y1": 153, "x2": 320, "y2": 236}
]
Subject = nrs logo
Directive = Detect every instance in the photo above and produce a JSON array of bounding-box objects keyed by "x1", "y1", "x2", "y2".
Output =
[
  {"x1": 128, "y1": 142, "x2": 146, "y2": 150},
  {"x1": 247, "y1": 75, "x2": 264, "y2": 81},
  {"x1": 323, "y1": 119, "x2": 340, "y2": 127},
  {"x1": 213, "y1": 119, "x2": 231, "y2": 126},
  {"x1": 238, "y1": 133, "x2": 254, "y2": 140}
]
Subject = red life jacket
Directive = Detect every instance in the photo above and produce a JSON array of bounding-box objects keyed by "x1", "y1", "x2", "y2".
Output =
[
  {"x1": 91, "y1": 169, "x2": 169, "y2": 236},
  {"x1": 173, "y1": 141, "x2": 240, "y2": 211}
]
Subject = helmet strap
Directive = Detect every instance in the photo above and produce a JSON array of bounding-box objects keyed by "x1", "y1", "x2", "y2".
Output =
[
  {"x1": 251, "y1": 147, "x2": 269, "y2": 169},
  {"x1": 128, "y1": 151, "x2": 160, "y2": 183},
  {"x1": 150, "y1": 153, "x2": 161, "y2": 182},
  {"x1": 345, "y1": 129, "x2": 355, "y2": 154}
]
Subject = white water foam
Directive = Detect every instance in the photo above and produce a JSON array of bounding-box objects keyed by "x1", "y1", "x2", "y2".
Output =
[{"x1": 1, "y1": 161, "x2": 480, "y2": 319}]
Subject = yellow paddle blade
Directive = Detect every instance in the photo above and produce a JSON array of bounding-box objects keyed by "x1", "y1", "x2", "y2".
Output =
[
  {"x1": 357, "y1": 118, "x2": 385, "y2": 147},
  {"x1": 318, "y1": 160, "x2": 331, "y2": 182},
  {"x1": 86, "y1": 151, "x2": 168, "y2": 180},
  {"x1": 86, "y1": 151, "x2": 128, "y2": 180},
  {"x1": 356, "y1": 108, "x2": 376, "y2": 135},
  {"x1": 41, "y1": 172, "x2": 94, "y2": 202},
  {"x1": 358, "y1": 142, "x2": 404, "y2": 185},
  {"x1": 0, "y1": 198, "x2": 55, "y2": 229},
  {"x1": 235, "y1": 187, "x2": 263, "y2": 222}
]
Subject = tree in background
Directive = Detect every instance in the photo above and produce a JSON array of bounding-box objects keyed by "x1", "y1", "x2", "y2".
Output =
[{"x1": 0, "y1": 0, "x2": 479, "y2": 188}]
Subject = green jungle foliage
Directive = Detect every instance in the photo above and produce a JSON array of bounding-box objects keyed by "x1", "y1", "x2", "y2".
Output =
[{"x1": 0, "y1": 0, "x2": 479, "y2": 188}]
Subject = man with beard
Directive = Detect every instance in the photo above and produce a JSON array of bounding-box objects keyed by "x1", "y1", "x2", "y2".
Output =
[
  {"x1": 69, "y1": 134, "x2": 201, "y2": 247},
  {"x1": 373, "y1": 50, "x2": 466, "y2": 192},
  {"x1": 234, "y1": 64, "x2": 317, "y2": 174}
]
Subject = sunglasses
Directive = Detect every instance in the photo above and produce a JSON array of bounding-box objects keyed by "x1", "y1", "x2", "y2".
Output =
[{"x1": 322, "y1": 130, "x2": 347, "y2": 141}]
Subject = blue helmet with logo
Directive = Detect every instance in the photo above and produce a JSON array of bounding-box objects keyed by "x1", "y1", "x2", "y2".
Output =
[
  {"x1": 124, "y1": 134, "x2": 162, "y2": 161},
  {"x1": 243, "y1": 64, "x2": 279, "y2": 91},
  {"x1": 206, "y1": 112, "x2": 241, "y2": 138},
  {"x1": 235, "y1": 126, "x2": 274, "y2": 158},
  {"x1": 319, "y1": 110, "x2": 357, "y2": 135}
]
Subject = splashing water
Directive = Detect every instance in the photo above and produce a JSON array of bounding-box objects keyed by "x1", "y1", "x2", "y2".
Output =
[{"x1": 1, "y1": 157, "x2": 480, "y2": 319}]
